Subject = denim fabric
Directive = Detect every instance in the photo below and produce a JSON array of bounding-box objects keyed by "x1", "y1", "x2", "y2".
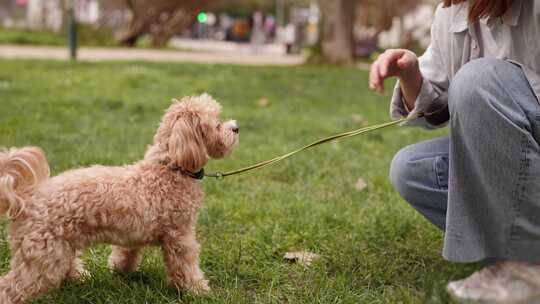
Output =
[
  {"x1": 390, "y1": 58, "x2": 540, "y2": 263},
  {"x1": 390, "y1": 137, "x2": 449, "y2": 230}
]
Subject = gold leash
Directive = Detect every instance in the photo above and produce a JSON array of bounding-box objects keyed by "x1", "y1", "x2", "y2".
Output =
[{"x1": 205, "y1": 113, "x2": 423, "y2": 179}]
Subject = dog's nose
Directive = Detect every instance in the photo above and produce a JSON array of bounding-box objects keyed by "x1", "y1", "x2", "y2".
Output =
[{"x1": 232, "y1": 127, "x2": 239, "y2": 134}]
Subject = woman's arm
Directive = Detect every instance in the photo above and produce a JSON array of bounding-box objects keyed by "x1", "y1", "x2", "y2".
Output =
[
  {"x1": 369, "y1": 3, "x2": 452, "y2": 128},
  {"x1": 369, "y1": 49, "x2": 423, "y2": 110}
]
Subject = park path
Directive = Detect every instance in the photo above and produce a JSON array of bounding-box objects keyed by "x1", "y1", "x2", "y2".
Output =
[{"x1": 0, "y1": 44, "x2": 305, "y2": 66}]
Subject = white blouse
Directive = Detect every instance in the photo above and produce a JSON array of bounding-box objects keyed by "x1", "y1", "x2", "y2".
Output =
[{"x1": 390, "y1": 0, "x2": 540, "y2": 128}]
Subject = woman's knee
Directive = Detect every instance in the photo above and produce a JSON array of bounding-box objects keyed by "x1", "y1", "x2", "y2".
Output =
[
  {"x1": 449, "y1": 58, "x2": 520, "y2": 116},
  {"x1": 390, "y1": 138, "x2": 449, "y2": 203},
  {"x1": 389, "y1": 146, "x2": 420, "y2": 201}
]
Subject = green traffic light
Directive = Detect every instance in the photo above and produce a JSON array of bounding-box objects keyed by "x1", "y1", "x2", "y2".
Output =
[{"x1": 197, "y1": 12, "x2": 207, "y2": 23}]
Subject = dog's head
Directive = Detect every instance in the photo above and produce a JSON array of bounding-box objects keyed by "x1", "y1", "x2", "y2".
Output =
[{"x1": 146, "y1": 94, "x2": 239, "y2": 172}]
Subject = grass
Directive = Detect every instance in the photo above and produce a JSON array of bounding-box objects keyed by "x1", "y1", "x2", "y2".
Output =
[
  {"x1": 0, "y1": 25, "x2": 117, "y2": 47},
  {"x1": 0, "y1": 27, "x2": 187, "y2": 51},
  {"x1": 0, "y1": 28, "x2": 65, "y2": 46},
  {"x1": 0, "y1": 59, "x2": 476, "y2": 303}
]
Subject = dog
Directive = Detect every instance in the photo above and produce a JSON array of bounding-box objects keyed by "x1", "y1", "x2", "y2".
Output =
[{"x1": 0, "y1": 94, "x2": 239, "y2": 303}]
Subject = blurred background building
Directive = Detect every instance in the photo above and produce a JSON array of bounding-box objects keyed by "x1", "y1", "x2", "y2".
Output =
[{"x1": 0, "y1": 0, "x2": 439, "y2": 64}]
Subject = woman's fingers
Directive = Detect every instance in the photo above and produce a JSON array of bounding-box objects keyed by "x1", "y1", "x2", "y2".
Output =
[
  {"x1": 381, "y1": 50, "x2": 406, "y2": 77},
  {"x1": 396, "y1": 52, "x2": 417, "y2": 70},
  {"x1": 379, "y1": 52, "x2": 394, "y2": 77},
  {"x1": 369, "y1": 49, "x2": 420, "y2": 94},
  {"x1": 369, "y1": 60, "x2": 382, "y2": 91},
  {"x1": 370, "y1": 60, "x2": 386, "y2": 93},
  {"x1": 370, "y1": 51, "x2": 399, "y2": 93},
  {"x1": 375, "y1": 63, "x2": 385, "y2": 92},
  {"x1": 380, "y1": 55, "x2": 390, "y2": 78}
]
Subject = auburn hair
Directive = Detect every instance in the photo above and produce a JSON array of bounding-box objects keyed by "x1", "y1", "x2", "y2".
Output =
[{"x1": 442, "y1": 0, "x2": 513, "y2": 22}]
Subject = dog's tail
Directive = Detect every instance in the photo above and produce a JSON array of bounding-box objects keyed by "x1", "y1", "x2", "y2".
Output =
[{"x1": 0, "y1": 147, "x2": 50, "y2": 218}]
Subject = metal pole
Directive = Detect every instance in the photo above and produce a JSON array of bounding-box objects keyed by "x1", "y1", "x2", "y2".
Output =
[{"x1": 68, "y1": 1, "x2": 77, "y2": 60}]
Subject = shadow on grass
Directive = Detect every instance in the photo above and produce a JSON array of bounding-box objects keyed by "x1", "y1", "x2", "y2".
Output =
[{"x1": 32, "y1": 268, "x2": 193, "y2": 304}]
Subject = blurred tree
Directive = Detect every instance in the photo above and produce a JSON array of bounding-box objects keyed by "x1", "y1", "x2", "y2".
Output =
[
  {"x1": 318, "y1": 0, "x2": 357, "y2": 65},
  {"x1": 215, "y1": 0, "x2": 309, "y2": 17},
  {"x1": 357, "y1": 0, "x2": 422, "y2": 46},
  {"x1": 104, "y1": 0, "x2": 310, "y2": 47},
  {"x1": 104, "y1": 0, "x2": 218, "y2": 47},
  {"x1": 317, "y1": 0, "x2": 422, "y2": 64}
]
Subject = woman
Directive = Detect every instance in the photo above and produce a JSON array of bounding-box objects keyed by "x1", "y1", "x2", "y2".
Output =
[{"x1": 369, "y1": 0, "x2": 540, "y2": 302}]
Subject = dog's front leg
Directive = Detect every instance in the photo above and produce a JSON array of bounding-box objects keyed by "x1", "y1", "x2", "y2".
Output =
[
  {"x1": 108, "y1": 246, "x2": 143, "y2": 273},
  {"x1": 161, "y1": 231, "x2": 209, "y2": 294}
]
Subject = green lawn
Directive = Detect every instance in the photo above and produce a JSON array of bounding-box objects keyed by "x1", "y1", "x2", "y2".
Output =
[
  {"x1": 0, "y1": 28, "x2": 64, "y2": 46},
  {"x1": 0, "y1": 26, "x2": 117, "y2": 47},
  {"x1": 0, "y1": 59, "x2": 475, "y2": 303}
]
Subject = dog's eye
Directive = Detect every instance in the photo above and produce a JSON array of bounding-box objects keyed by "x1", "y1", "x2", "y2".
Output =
[{"x1": 216, "y1": 123, "x2": 221, "y2": 130}]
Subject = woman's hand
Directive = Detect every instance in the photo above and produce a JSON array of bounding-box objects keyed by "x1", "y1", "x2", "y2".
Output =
[{"x1": 369, "y1": 49, "x2": 422, "y2": 110}]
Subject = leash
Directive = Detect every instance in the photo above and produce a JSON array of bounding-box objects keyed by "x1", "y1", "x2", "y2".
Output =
[{"x1": 205, "y1": 113, "x2": 423, "y2": 179}]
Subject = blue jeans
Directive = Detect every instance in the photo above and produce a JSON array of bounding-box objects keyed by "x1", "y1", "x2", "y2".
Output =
[{"x1": 390, "y1": 58, "x2": 540, "y2": 263}]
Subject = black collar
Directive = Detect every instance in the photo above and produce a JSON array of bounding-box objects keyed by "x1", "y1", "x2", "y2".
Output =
[{"x1": 167, "y1": 163, "x2": 205, "y2": 180}]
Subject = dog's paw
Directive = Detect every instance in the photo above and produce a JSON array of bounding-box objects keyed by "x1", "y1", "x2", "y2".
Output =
[
  {"x1": 189, "y1": 279, "x2": 211, "y2": 295},
  {"x1": 67, "y1": 268, "x2": 91, "y2": 282}
]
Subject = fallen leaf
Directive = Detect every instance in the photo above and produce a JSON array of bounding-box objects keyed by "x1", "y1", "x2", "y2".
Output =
[
  {"x1": 284, "y1": 251, "x2": 320, "y2": 267},
  {"x1": 351, "y1": 113, "x2": 369, "y2": 126},
  {"x1": 258, "y1": 97, "x2": 270, "y2": 108},
  {"x1": 351, "y1": 113, "x2": 364, "y2": 123},
  {"x1": 355, "y1": 178, "x2": 367, "y2": 192},
  {"x1": 0, "y1": 80, "x2": 10, "y2": 90}
]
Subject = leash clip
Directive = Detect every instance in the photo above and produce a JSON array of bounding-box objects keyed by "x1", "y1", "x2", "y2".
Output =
[{"x1": 205, "y1": 172, "x2": 225, "y2": 180}]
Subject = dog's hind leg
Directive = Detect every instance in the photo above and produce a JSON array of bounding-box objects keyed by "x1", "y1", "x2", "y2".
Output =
[
  {"x1": 108, "y1": 246, "x2": 142, "y2": 273},
  {"x1": 67, "y1": 250, "x2": 88, "y2": 281},
  {"x1": 161, "y1": 231, "x2": 209, "y2": 294},
  {"x1": 0, "y1": 234, "x2": 73, "y2": 303}
]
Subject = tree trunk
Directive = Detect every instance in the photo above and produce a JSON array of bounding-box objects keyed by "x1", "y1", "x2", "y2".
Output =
[
  {"x1": 318, "y1": 0, "x2": 357, "y2": 65},
  {"x1": 117, "y1": 0, "x2": 147, "y2": 47},
  {"x1": 149, "y1": 9, "x2": 194, "y2": 48},
  {"x1": 118, "y1": 19, "x2": 147, "y2": 47},
  {"x1": 115, "y1": 0, "x2": 215, "y2": 48}
]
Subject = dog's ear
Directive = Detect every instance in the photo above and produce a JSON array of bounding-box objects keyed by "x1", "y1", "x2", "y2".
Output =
[{"x1": 168, "y1": 115, "x2": 208, "y2": 172}]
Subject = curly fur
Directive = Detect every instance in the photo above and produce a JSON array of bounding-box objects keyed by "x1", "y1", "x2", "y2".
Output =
[{"x1": 0, "y1": 94, "x2": 238, "y2": 303}]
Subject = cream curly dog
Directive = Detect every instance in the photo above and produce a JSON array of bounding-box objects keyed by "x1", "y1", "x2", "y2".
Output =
[{"x1": 0, "y1": 94, "x2": 239, "y2": 303}]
